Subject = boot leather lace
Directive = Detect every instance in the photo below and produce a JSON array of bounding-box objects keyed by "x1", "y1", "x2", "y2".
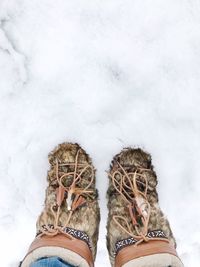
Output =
[
  {"x1": 37, "y1": 149, "x2": 94, "y2": 240},
  {"x1": 109, "y1": 161, "x2": 169, "y2": 246}
]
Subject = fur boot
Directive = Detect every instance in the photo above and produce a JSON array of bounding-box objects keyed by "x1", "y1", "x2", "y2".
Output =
[
  {"x1": 21, "y1": 143, "x2": 100, "y2": 267},
  {"x1": 107, "y1": 148, "x2": 183, "y2": 267}
]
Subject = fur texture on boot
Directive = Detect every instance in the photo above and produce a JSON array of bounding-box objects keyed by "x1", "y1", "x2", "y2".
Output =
[
  {"x1": 22, "y1": 143, "x2": 100, "y2": 267},
  {"x1": 107, "y1": 148, "x2": 183, "y2": 267}
]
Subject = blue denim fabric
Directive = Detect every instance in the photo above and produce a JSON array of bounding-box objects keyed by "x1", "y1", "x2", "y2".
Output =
[{"x1": 30, "y1": 257, "x2": 76, "y2": 267}]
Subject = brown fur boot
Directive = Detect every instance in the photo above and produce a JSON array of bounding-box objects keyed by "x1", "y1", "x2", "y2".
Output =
[
  {"x1": 107, "y1": 148, "x2": 183, "y2": 267},
  {"x1": 21, "y1": 143, "x2": 100, "y2": 267}
]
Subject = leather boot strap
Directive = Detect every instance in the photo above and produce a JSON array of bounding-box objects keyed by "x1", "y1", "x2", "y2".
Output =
[
  {"x1": 26, "y1": 234, "x2": 94, "y2": 267},
  {"x1": 115, "y1": 240, "x2": 179, "y2": 267}
]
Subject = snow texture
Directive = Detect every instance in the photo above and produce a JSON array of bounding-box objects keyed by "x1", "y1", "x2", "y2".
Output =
[{"x1": 0, "y1": 0, "x2": 200, "y2": 266}]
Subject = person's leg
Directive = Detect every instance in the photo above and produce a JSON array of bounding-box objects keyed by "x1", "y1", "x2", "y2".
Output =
[
  {"x1": 30, "y1": 257, "x2": 75, "y2": 267},
  {"x1": 21, "y1": 143, "x2": 100, "y2": 267},
  {"x1": 107, "y1": 148, "x2": 183, "y2": 267}
]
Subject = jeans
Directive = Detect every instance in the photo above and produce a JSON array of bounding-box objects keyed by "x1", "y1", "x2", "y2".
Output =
[{"x1": 30, "y1": 257, "x2": 76, "y2": 267}]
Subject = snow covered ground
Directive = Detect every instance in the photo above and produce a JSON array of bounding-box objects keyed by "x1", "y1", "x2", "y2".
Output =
[{"x1": 0, "y1": 0, "x2": 200, "y2": 266}]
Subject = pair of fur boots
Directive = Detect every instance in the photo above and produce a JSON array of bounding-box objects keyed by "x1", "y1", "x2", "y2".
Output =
[{"x1": 21, "y1": 143, "x2": 183, "y2": 267}]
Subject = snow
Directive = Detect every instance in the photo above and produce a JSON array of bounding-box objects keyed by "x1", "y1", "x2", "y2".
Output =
[{"x1": 0, "y1": 0, "x2": 200, "y2": 266}]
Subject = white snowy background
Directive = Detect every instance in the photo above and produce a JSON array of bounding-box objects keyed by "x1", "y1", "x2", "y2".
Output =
[{"x1": 0, "y1": 0, "x2": 200, "y2": 266}]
